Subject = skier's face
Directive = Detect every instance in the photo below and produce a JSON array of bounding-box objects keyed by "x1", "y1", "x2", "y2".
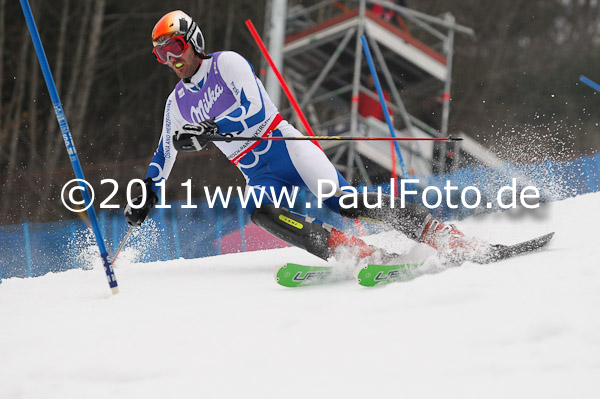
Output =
[{"x1": 166, "y1": 45, "x2": 201, "y2": 79}]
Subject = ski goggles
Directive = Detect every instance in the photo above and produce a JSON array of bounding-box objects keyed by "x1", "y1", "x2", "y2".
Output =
[{"x1": 153, "y1": 35, "x2": 189, "y2": 64}]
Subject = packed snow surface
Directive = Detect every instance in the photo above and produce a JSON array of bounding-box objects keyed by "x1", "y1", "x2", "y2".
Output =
[{"x1": 1, "y1": 193, "x2": 599, "y2": 399}]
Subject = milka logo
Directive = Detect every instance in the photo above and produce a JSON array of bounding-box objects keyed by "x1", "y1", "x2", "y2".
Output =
[{"x1": 190, "y1": 84, "x2": 224, "y2": 122}]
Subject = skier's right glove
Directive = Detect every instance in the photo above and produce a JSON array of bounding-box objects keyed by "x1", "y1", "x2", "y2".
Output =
[
  {"x1": 173, "y1": 120, "x2": 219, "y2": 152},
  {"x1": 124, "y1": 187, "x2": 158, "y2": 228}
]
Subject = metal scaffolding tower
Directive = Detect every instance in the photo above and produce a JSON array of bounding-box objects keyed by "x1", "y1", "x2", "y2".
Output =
[{"x1": 279, "y1": 0, "x2": 476, "y2": 185}]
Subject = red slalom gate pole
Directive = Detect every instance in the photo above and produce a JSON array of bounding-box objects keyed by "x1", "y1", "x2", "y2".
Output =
[
  {"x1": 245, "y1": 19, "x2": 323, "y2": 150},
  {"x1": 390, "y1": 141, "x2": 399, "y2": 195}
]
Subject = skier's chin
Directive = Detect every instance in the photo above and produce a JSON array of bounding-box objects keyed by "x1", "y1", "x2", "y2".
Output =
[
  {"x1": 174, "y1": 66, "x2": 188, "y2": 79},
  {"x1": 178, "y1": 64, "x2": 200, "y2": 80}
]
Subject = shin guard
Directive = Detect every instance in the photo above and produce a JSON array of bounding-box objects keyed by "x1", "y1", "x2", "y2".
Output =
[{"x1": 251, "y1": 205, "x2": 375, "y2": 260}]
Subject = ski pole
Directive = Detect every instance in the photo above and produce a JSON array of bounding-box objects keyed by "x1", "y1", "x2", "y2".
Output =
[
  {"x1": 205, "y1": 135, "x2": 462, "y2": 142},
  {"x1": 111, "y1": 226, "x2": 134, "y2": 265}
]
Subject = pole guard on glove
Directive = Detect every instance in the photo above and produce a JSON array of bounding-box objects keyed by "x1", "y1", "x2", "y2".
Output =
[
  {"x1": 174, "y1": 120, "x2": 219, "y2": 152},
  {"x1": 124, "y1": 178, "x2": 159, "y2": 228}
]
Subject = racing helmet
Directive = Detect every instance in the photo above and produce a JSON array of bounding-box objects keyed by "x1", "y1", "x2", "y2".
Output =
[{"x1": 152, "y1": 10, "x2": 205, "y2": 57}]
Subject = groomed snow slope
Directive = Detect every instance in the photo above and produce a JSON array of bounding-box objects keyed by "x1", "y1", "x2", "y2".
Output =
[{"x1": 1, "y1": 193, "x2": 599, "y2": 399}]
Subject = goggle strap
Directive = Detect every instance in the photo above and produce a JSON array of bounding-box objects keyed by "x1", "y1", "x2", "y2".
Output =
[{"x1": 186, "y1": 21, "x2": 197, "y2": 42}]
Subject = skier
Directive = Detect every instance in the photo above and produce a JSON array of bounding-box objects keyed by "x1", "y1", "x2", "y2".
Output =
[{"x1": 124, "y1": 10, "x2": 494, "y2": 264}]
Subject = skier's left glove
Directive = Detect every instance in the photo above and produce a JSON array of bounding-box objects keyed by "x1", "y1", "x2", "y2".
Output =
[
  {"x1": 124, "y1": 179, "x2": 158, "y2": 228},
  {"x1": 173, "y1": 120, "x2": 219, "y2": 152}
]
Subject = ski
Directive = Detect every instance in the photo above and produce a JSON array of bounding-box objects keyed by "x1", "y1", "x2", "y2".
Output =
[
  {"x1": 357, "y1": 232, "x2": 555, "y2": 287},
  {"x1": 275, "y1": 263, "x2": 336, "y2": 287},
  {"x1": 486, "y1": 232, "x2": 555, "y2": 263},
  {"x1": 356, "y1": 263, "x2": 425, "y2": 287}
]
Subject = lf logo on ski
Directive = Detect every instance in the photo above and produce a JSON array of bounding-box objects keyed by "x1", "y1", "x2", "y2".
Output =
[
  {"x1": 374, "y1": 270, "x2": 402, "y2": 281},
  {"x1": 293, "y1": 271, "x2": 330, "y2": 282}
]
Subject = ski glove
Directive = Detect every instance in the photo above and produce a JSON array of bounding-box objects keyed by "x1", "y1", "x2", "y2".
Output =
[
  {"x1": 173, "y1": 120, "x2": 219, "y2": 152},
  {"x1": 124, "y1": 180, "x2": 159, "y2": 228}
]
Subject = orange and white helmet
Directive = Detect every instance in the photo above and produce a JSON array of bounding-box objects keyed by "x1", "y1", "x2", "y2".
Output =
[{"x1": 152, "y1": 10, "x2": 205, "y2": 55}]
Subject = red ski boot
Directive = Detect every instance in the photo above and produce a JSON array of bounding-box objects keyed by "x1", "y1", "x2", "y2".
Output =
[
  {"x1": 327, "y1": 227, "x2": 397, "y2": 263},
  {"x1": 417, "y1": 215, "x2": 493, "y2": 264}
]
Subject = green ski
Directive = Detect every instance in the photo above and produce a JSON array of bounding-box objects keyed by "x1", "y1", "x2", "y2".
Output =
[
  {"x1": 275, "y1": 263, "x2": 335, "y2": 287},
  {"x1": 356, "y1": 263, "x2": 425, "y2": 287}
]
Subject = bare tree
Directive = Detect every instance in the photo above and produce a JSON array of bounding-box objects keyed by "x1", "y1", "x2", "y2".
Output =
[
  {"x1": 43, "y1": 0, "x2": 71, "y2": 160},
  {"x1": 1, "y1": 23, "x2": 32, "y2": 220},
  {"x1": 0, "y1": 0, "x2": 6, "y2": 130},
  {"x1": 72, "y1": 0, "x2": 106, "y2": 140}
]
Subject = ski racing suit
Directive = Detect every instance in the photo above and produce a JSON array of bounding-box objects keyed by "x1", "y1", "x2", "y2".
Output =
[
  {"x1": 147, "y1": 51, "x2": 350, "y2": 216},
  {"x1": 144, "y1": 51, "x2": 471, "y2": 261}
]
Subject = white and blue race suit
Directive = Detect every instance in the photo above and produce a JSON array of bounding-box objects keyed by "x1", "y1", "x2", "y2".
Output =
[{"x1": 146, "y1": 50, "x2": 350, "y2": 215}]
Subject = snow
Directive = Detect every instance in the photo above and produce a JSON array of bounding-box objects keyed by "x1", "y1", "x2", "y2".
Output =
[{"x1": 1, "y1": 193, "x2": 599, "y2": 399}]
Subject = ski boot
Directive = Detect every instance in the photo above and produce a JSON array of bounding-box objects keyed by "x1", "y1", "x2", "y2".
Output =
[
  {"x1": 417, "y1": 215, "x2": 496, "y2": 264},
  {"x1": 327, "y1": 227, "x2": 399, "y2": 264}
]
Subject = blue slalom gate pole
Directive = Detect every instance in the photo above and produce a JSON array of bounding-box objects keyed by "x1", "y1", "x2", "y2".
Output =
[
  {"x1": 23, "y1": 221, "x2": 33, "y2": 277},
  {"x1": 579, "y1": 75, "x2": 600, "y2": 93},
  {"x1": 360, "y1": 35, "x2": 408, "y2": 178},
  {"x1": 20, "y1": 0, "x2": 118, "y2": 294}
]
